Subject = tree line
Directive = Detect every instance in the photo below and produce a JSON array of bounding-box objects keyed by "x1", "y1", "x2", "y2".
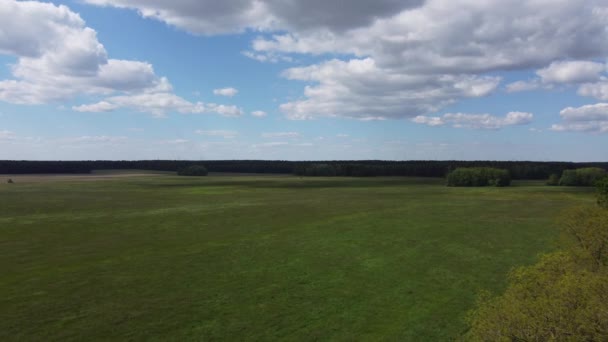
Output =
[{"x1": 1, "y1": 160, "x2": 607, "y2": 180}]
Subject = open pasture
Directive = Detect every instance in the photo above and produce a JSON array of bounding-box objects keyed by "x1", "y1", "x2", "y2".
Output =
[{"x1": 0, "y1": 174, "x2": 595, "y2": 340}]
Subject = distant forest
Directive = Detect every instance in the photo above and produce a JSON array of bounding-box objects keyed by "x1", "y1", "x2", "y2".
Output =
[{"x1": 2, "y1": 160, "x2": 608, "y2": 180}]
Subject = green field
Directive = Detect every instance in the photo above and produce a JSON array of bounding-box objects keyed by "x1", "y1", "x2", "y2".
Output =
[{"x1": 0, "y1": 175, "x2": 595, "y2": 340}]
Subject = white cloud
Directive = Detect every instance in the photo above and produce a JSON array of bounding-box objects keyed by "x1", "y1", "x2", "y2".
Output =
[
  {"x1": 84, "y1": 0, "x2": 423, "y2": 35},
  {"x1": 578, "y1": 82, "x2": 608, "y2": 100},
  {"x1": 536, "y1": 61, "x2": 605, "y2": 84},
  {"x1": 83, "y1": 0, "x2": 608, "y2": 121},
  {"x1": 412, "y1": 116, "x2": 444, "y2": 127},
  {"x1": 280, "y1": 58, "x2": 500, "y2": 120},
  {"x1": 551, "y1": 122, "x2": 608, "y2": 133},
  {"x1": 261, "y1": 132, "x2": 300, "y2": 138},
  {"x1": 336, "y1": 134, "x2": 349, "y2": 138},
  {"x1": 73, "y1": 93, "x2": 204, "y2": 117},
  {"x1": 242, "y1": 51, "x2": 292, "y2": 63},
  {"x1": 551, "y1": 103, "x2": 608, "y2": 133},
  {"x1": 253, "y1": 1, "x2": 608, "y2": 72},
  {"x1": 205, "y1": 104, "x2": 244, "y2": 117},
  {"x1": 196, "y1": 130, "x2": 239, "y2": 138},
  {"x1": 213, "y1": 87, "x2": 238, "y2": 97},
  {"x1": 0, "y1": 1, "x2": 239, "y2": 117},
  {"x1": 0, "y1": 1, "x2": 160, "y2": 104},
  {"x1": 560, "y1": 103, "x2": 608, "y2": 122},
  {"x1": 251, "y1": 110, "x2": 267, "y2": 117},
  {"x1": 506, "y1": 60, "x2": 606, "y2": 93},
  {"x1": 413, "y1": 111, "x2": 533, "y2": 130},
  {"x1": 74, "y1": 93, "x2": 243, "y2": 117},
  {"x1": 505, "y1": 80, "x2": 541, "y2": 93}
]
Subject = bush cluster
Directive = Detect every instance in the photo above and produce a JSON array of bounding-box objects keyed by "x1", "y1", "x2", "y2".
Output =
[
  {"x1": 546, "y1": 173, "x2": 560, "y2": 186},
  {"x1": 559, "y1": 167, "x2": 607, "y2": 186},
  {"x1": 598, "y1": 176, "x2": 608, "y2": 209},
  {"x1": 177, "y1": 165, "x2": 208, "y2": 176},
  {"x1": 446, "y1": 167, "x2": 511, "y2": 187},
  {"x1": 465, "y1": 181, "x2": 608, "y2": 341}
]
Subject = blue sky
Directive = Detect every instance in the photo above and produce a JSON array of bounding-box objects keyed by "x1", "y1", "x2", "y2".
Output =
[{"x1": 0, "y1": 0, "x2": 607, "y2": 161}]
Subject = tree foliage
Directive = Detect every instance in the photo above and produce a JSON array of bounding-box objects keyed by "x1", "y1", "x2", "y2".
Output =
[
  {"x1": 446, "y1": 167, "x2": 511, "y2": 187},
  {"x1": 296, "y1": 163, "x2": 337, "y2": 177},
  {"x1": 465, "y1": 205, "x2": 608, "y2": 341},
  {"x1": 597, "y1": 176, "x2": 608, "y2": 209},
  {"x1": 1, "y1": 160, "x2": 607, "y2": 180},
  {"x1": 546, "y1": 173, "x2": 560, "y2": 186},
  {"x1": 177, "y1": 165, "x2": 208, "y2": 176},
  {"x1": 559, "y1": 167, "x2": 607, "y2": 186}
]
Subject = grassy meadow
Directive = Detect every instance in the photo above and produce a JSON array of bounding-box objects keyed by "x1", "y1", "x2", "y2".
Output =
[{"x1": 0, "y1": 174, "x2": 595, "y2": 340}]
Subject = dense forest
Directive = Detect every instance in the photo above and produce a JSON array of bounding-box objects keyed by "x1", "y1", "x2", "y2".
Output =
[{"x1": 1, "y1": 160, "x2": 607, "y2": 180}]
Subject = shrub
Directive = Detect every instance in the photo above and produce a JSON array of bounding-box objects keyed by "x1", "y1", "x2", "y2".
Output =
[
  {"x1": 546, "y1": 173, "x2": 560, "y2": 186},
  {"x1": 177, "y1": 165, "x2": 208, "y2": 176},
  {"x1": 597, "y1": 176, "x2": 608, "y2": 209},
  {"x1": 465, "y1": 207, "x2": 608, "y2": 341},
  {"x1": 560, "y1": 167, "x2": 607, "y2": 186},
  {"x1": 446, "y1": 167, "x2": 511, "y2": 187},
  {"x1": 559, "y1": 169, "x2": 578, "y2": 186},
  {"x1": 578, "y1": 167, "x2": 607, "y2": 186}
]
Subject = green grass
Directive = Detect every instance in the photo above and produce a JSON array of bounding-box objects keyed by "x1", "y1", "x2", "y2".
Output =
[{"x1": 0, "y1": 175, "x2": 595, "y2": 341}]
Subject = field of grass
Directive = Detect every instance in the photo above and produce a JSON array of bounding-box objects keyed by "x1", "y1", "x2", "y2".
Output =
[{"x1": 0, "y1": 175, "x2": 595, "y2": 340}]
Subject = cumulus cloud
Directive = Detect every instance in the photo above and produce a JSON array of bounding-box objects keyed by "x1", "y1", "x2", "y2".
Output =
[
  {"x1": 87, "y1": 0, "x2": 608, "y2": 73},
  {"x1": 0, "y1": 0, "x2": 238, "y2": 117},
  {"x1": 413, "y1": 111, "x2": 533, "y2": 130},
  {"x1": 578, "y1": 82, "x2": 608, "y2": 100},
  {"x1": 242, "y1": 51, "x2": 292, "y2": 63},
  {"x1": 280, "y1": 58, "x2": 500, "y2": 120},
  {"x1": 0, "y1": 1, "x2": 160, "y2": 104},
  {"x1": 537, "y1": 61, "x2": 605, "y2": 84},
  {"x1": 551, "y1": 103, "x2": 608, "y2": 133},
  {"x1": 82, "y1": 0, "x2": 608, "y2": 121},
  {"x1": 507, "y1": 60, "x2": 606, "y2": 93},
  {"x1": 252, "y1": 1, "x2": 608, "y2": 72},
  {"x1": 213, "y1": 87, "x2": 238, "y2": 97},
  {"x1": 251, "y1": 110, "x2": 267, "y2": 117},
  {"x1": 9, "y1": 0, "x2": 608, "y2": 127},
  {"x1": 84, "y1": 0, "x2": 424, "y2": 35},
  {"x1": 505, "y1": 80, "x2": 542, "y2": 93},
  {"x1": 73, "y1": 93, "x2": 243, "y2": 117}
]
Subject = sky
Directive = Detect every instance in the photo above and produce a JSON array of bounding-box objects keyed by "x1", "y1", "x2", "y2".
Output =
[{"x1": 0, "y1": 0, "x2": 607, "y2": 161}]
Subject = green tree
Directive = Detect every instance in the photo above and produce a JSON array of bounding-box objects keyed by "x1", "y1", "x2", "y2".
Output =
[
  {"x1": 446, "y1": 167, "x2": 511, "y2": 187},
  {"x1": 546, "y1": 173, "x2": 560, "y2": 186},
  {"x1": 559, "y1": 169, "x2": 578, "y2": 186},
  {"x1": 597, "y1": 176, "x2": 608, "y2": 209},
  {"x1": 559, "y1": 167, "x2": 607, "y2": 186},
  {"x1": 177, "y1": 165, "x2": 208, "y2": 176},
  {"x1": 465, "y1": 206, "x2": 608, "y2": 341}
]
